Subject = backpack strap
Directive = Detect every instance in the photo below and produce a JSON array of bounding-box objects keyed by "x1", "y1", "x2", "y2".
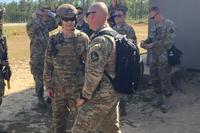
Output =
[
  {"x1": 91, "y1": 30, "x2": 118, "y2": 84},
  {"x1": 91, "y1": 30, "x2": 118, "y2": 40}
]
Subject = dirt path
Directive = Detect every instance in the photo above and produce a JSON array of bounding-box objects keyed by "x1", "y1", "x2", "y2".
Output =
[
  {"x1": 1, "y1": 61, "x2": 200, "y2": 133},
  {"x1": 121, "y1": 74, "x2": 200, "y2": 133}
]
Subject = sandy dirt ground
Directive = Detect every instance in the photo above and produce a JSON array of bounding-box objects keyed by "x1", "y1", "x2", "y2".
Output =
[{"x1": 0, "y1": 60, "x2": 200, "y2": 133}]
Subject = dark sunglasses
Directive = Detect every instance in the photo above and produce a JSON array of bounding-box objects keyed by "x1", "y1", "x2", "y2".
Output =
[
  {"x1": 61, "y1": 17, "x2": 76, "y2": 22},
  {"x1": 86, "y1": 11, "x2": 96, "y2": 18},
  {"x1": 114, "y1": 14, "x2": 123, "y2": 18},
  {"x1": 77, "y1": 12, "x2": 83, "y2": 15},
  {"x1": 150, "y1": 12, "x2": 159, "y2": 20}
]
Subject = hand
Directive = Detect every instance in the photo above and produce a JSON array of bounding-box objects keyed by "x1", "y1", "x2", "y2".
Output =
[
  {"x1": 140, "y1": 40, "x2": 146, "y2": 48},
  {"x1": 2, "y1": 61, "x2": 9, "y2": 67},
  {"x1": 47, "y1": 89, "x2": 54, "y2": 99},
  {"x1": 76, "y1": 98, "x2": 86, "y2": 108},
  {"x1": 145, "y1": 43, "x2": 153, "y2": 49}
]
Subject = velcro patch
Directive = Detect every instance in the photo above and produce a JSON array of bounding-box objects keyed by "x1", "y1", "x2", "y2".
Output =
[{"x1": 90, "y1": 51, "x2": 99, "y2": 62}]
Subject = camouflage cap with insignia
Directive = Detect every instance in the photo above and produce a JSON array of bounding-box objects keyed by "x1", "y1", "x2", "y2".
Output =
[{"x1": 56, "y1": 4, "x2": 77, "y2": 18}]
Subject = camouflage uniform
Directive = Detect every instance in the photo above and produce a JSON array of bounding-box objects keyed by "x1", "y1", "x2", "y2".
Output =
[
  {"x1": 26, "y1": 12, "x2": 57, "y2": 100},
  {"x1": 146, "y1": 19, "x2": 176, "y2": 111},
  {"x1": 0, "y1": 22, "x2": 6, "y2": 106},
  {"x1": 43, "y1": 4, "x2": 89, "y2": 133},
  {"x1": 108, "y1": 3, "x2": 127, "y2": 27},
  {"x1": 72, "y1": 26, "x2": 121, "y2": 133},
  {"x1": 113, "y1": 22, "x2": 137, "y2": 44},
  {"x1": 113, "y1": 22, "x2": 137, "y2": 116},
  {"x1": 44, "y1": 29, "x2": 89, "y2": 133},
  {"x1": 0, "y1": 9, "x2": 9, "y2": 106},
  {"x1": 76, "y1": 20, "x2": 93, "y2": 37}
]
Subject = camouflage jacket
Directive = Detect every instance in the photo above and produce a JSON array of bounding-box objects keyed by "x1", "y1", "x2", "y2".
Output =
[
  {"x1": 26, "y1": 16, "x2": 57, "y2": 60},
  {"x1": 76, "y1": 20, "x2": 93, "y2": 37},
  {"x1": 82, "y1": 26, "x2": 119, "y2": 100},
  {"x1": 113, "y1": 22, "x2": 137, "y2": 43},
  {"x1": 0, "y1": 24, "x2": 8, "y2": 66},
  {"x1": 148, "y1": 19, "x2": 176, "y2": 64},
  {"x1": 44, "y1": 29, "x2": 89, "y2": 92}
]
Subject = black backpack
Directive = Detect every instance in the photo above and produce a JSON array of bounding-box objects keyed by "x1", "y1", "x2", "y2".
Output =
[{"x1": 92, "y1": 30, "x2": 144, "y2": 95}]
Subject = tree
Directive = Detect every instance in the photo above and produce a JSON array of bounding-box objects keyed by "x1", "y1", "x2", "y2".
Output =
[{"x1": 1, "y1": 0, "x2": 149, "y2": 23}]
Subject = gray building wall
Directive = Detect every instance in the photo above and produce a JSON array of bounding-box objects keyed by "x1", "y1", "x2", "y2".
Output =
[{"x1": 150, "y1": 0, "x2": 200, "y2": 70}]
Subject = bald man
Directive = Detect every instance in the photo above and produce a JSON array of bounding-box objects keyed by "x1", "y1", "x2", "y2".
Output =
[{"x1": 72, "y1": 2, "x2": 122, "y2": 133}]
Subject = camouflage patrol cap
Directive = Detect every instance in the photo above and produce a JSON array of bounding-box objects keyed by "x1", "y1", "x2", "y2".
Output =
[{"x1": 56, "y1": 4, "x2": 77, "y2": 17}]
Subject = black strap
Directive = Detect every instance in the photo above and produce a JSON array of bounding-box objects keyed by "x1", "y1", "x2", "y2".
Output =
[
  {"x1": 91, "y1": 30, "x2": 118, "y2": 40},
  {"x1": 104, "y1": 70, "x2": 114, "y2": 84}
]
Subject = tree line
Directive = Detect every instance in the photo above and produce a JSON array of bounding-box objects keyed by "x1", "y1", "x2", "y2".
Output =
[{"x1": 0, "y1": 0, "x2": 149, "y2": 23}]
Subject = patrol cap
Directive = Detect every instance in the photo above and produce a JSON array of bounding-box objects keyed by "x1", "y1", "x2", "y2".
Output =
[{"x1": 56, "y1": 4, "x2": 77, "y2": 18}]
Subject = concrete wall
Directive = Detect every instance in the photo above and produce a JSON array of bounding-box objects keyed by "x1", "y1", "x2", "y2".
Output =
[{"x1": 150, "y1": 0, "x2": 200, "y2": 70}]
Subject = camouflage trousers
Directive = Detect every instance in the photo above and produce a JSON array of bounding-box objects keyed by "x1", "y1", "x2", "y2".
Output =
[
  {"x1": 52, "y1": 88, "x2": 80, "y2": 133},
  {"x1": 150, "y1": 63, "x2": 173, "y2": 105},
  {"x1": 0, "y1": 71, "x2": 5, "y2": 106},
  {"x1": 30, "y1": 60, "x2": 44, "y2": 98},
  {"x1": 72, "y1": 97, "x2": 121, "y2": 133}
]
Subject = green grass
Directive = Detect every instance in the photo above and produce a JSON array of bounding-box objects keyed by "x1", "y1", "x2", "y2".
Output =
[{"x1": 4, "y1": 24, "x2": 30, "y2": 63}]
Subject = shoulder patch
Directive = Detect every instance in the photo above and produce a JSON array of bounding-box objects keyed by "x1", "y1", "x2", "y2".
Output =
[
  {"x1": 169, "y1": 29, "x2": 175, "y2": 33},
  {"x1": 90, "y1": 51, "x2": 99, "y2": 62}
]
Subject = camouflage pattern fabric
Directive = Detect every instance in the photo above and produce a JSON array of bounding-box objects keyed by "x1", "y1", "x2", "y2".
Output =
[
  {"x1": 0, "y1": 69, "x2": 5, "y2": 106},
  {"x1": 76, "y1": 20, "x2": 93, "y2": 37},
  {"x1": 72, "y1": 26, "x2": 121, "y2": 133},
  {"x1": 147, "y1": 19, "x2": 176, "y2": 106},
  {"x1": 113, "y1": 23, "x2": 137, "y2": 44},
  {"x1": 0, "y1": 24, "x2": 6, "y2": 106},
  {"x1": 26, "y1": 15, "x2": 57, "y2": 99},
  {"x1": 44, "y1": 29, "x2": 89, "y2": 133}
]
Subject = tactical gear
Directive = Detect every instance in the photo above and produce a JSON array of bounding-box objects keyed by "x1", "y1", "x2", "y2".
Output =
[
  {"x1": 119, "y1": 100, "x2": 127, "y2": 116},
  {"x1": 91, "y1": 30, "x2": 143, "y2": 95},
  {"x1": 56, "y1": 4, "x2": 77, "y2": 18}
]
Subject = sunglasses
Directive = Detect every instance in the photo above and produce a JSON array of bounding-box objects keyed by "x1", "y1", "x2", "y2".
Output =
[
  {"x1": 86, "y1": 11, "x2": 96, "y2": 18},
  {"x1": 150, "y1": 12, "x2": 159, "y2": 20},
  {"x1": 77, "y1": 12, "x2": 83, "y2": 15},
  {"x1": 114, "y1": 14, "x2": 123, "y2": 18},
  {"x1": 61, "y1": 17, "x2": 76, "y2": 22}
]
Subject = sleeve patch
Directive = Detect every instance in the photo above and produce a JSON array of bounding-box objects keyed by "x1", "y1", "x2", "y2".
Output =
[
  {"x1": 90, "y1": 51, "x2": 99, "y2": 62},
  {"x1": 169, "y1": 29, "x2": 175, "y2": 33}
]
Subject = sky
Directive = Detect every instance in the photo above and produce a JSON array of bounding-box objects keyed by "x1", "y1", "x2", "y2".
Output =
[{"x1": 1, "y1": 0, "x2": 19, "y2": 3}]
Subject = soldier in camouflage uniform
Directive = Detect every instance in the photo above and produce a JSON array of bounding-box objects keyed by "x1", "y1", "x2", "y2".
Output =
[
  {"x1": 0, "y1": 8, "x2": 10, "y2": 106},
  {"x1": 43, "y1": 4, "x2": 89, "y2": 133},
  {"x1": 113, "y1": 8, "x2": 137, "y2": 116},
  {"x1": 113, "y1": 8, "x2": 137, "y2": 43},
  {"x1": 76, "y1": 7, "x2": 93, "y2": 37},
  {"x1": 141, "y1": 6, "x2": 176, "y2": 113},
  {"x1": 72, "y1": 2, "x2": 121, "y2": 133},
  {"x1": 108, "y1": 0, "x2": 127, "y2": 27},
  {"x1": 26, "y1": 8, "x2": 58, "y2": 104}
]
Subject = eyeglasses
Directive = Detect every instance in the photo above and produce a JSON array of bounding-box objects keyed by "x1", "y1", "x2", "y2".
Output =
[
  {"x1": 61, "y1": 17, "x2": 76, "y2": 22},
  {"x1": 86, "y1": 11, "x2": 96, "y2": 18},
  {"x1": 150, "y1": 12, "x2": 159, "y2": 20},
  {"x1": 114, "y1": 14, "x2": 123, "y2": 18}
]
